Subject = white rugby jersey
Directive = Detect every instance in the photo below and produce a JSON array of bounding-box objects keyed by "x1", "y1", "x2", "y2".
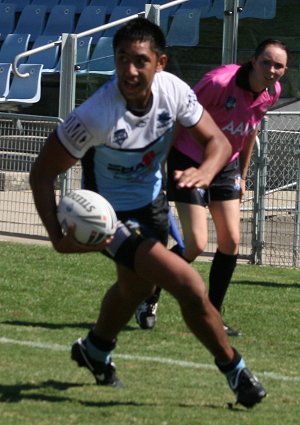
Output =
[{"x1": 57, "y1": 71, "x2": 203, "y2": 210}]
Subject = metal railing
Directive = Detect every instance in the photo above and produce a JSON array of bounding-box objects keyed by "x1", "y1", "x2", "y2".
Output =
[{"x1": 1, "y1": 110, "x2": 300, "y2": 267}]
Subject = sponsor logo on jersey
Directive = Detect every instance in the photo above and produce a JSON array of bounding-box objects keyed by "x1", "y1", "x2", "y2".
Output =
[
  {"x1": 113, "y1": 129, "x2": 128, "y2": 146},
  {"x1": 222, "y1": 121, "x2": 257, "y2": 136},
  {"x1": 62, "y1": 114, "x2": 92, "y2": 148},
  {"x1": 107, "y1": 150, "x2": 157, "y2": 177}
]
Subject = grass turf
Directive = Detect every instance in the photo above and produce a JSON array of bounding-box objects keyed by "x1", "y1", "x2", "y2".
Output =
[{"x1": 0, "y1": 241, "x2": 299, "y2": 425}]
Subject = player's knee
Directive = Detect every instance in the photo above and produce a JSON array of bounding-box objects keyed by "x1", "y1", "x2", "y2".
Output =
[
  {"x1": 184, "y1": 241, "x2": 206, "y2": 260},
  {"x1": 219, "y1": 237, "x2": 239, "y2": 254}
]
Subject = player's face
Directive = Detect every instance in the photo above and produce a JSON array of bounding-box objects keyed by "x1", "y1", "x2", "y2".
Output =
[
  {"x1": 250, "y1": 45, "x2": 288, "y2": 92},
  {"x1": 115, "y1": 39, "x2": 167, "y2": 109}
]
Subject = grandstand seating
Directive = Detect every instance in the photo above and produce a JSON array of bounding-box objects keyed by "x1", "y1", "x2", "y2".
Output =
[
  {"x1": 89, "y1": 0, "x2": 120, "y2": 15},
  {"x1": 0, "y1": 63, "x2": 12, "y2": 101},
  {"x1": 177, "y1": 0, "x2": 213, "y2": 17},
  {"x1": 59, "y1": 0, "x2": 90, "y2": 14},
  {"x1": 75, "y1": 5, "x2": 107, "y2": 44},
  {"x1": 31, "y1": 0, "x2": 59, "y2": 12},
  {"x1": 102, "y1": 6, "x2": 139, "y2": 37},
  {"x1": 0, "y1": 3, "x2": 17, "y2": 42},
  {"x1": 55, "y1": 35, "x2": 92, "y2": 73},
  {"x1": 14, "y1": 5, "x2": 48, "y2": 43},
  {"x1": 118, "y1": 0, "x2": 152, "y2": 9},
  {"x1": 0, "y1": 33, "x2": 31, "y2": 64},
  {"x1": 240, "y1": 0, "x2": 277, "y2": 19},
  {"x1": 2, "y1": 0, "x2": 31, "y2": 13},
  {"x1": 0, "y1": 0, "x2": 281, "y2": 108},
  {"x1": 166, "y1": 8, "x2": 201, "y2": 46},
  {"x1": 84, "y1": 36, "x2": 115, "y2": 75},
  {"x1": 26, "y1": 35, "x2": 61, "y2": 72},
  {"x1": 4, "y1": 63, "x2": 43, "y2": 104},
  {"x1": 42, "y1": 5, "x2": 76, "y2": 36}
]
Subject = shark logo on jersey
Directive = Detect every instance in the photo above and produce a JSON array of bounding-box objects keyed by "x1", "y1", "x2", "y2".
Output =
[
  {"x1": 157, "y1": 111, "x2": 172, "y2": 128},
  {"x1": 225, "y1": 96, "x2": 237, "y2": 110},
  {"x1": 113, "y1": 129, "x2": 128, "y2": 146}
]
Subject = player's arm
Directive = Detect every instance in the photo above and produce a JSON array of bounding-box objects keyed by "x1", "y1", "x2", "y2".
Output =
[
  {"x1": 239, "y1": 128, "x2": 259, "y2": 196},
  {"x1": 174, "y1": 109, "x2": 232, "y2": 189},
  {"x1": 30, "y1": 132, "x2": 111, "y2": 253},
  {"x1": 30, "y1": 132, "x2": 77, "y2": 250}
]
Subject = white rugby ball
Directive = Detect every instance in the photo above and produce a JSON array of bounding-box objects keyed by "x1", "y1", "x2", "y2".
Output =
[{"x1": 57, "y1": 189, "x2": 118, "y2": 245}]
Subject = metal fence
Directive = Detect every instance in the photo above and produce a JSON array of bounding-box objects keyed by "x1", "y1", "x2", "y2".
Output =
[{"x1": 1, "y1": 111, "x2": 300, "y2": 267}]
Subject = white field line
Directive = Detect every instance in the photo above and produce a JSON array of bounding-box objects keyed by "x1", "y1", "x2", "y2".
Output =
[{"x1": 1, "y1": 337, "x2": 299, "y2": 383}]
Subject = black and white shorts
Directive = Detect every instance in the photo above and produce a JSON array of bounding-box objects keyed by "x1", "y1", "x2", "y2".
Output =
[
  {"x1": 167, "y1": 147, "x2": 241, "y2": 206},
  {"x1": 104, "y1": 191, "x2": 169, "y2": 270}
]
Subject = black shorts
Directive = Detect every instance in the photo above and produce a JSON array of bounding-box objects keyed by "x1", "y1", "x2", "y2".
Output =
[
  {"x1": 103, "y1": 191, "x2": 169, "y2": 270},
  {"x1": 167, "y1": 147, "x2": 241, "y2": 206}
]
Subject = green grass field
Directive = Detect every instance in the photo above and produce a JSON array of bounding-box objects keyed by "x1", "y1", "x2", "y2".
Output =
[{"x1": 1, "y1": 241, "x2": 299, "y2": 425}]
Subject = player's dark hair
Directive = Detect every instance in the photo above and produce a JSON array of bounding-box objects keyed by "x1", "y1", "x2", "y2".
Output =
[
  {"x1": 254, "y1": 38, "x2": 289, "y2": 65},
  {"x1": 113, "y1": 17, "x2": 166, "y2": 57}
]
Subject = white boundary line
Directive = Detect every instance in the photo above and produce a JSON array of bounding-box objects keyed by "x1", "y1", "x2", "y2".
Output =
[{"x1": 1, "y1": 337, "x2": 299, "y2": 383}]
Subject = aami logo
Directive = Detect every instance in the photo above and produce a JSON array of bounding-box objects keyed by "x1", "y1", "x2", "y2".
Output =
[{"x1": 63, "y1": 114, "x2": 92, "y2": 148}]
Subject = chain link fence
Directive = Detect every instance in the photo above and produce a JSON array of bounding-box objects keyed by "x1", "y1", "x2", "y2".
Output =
[{"x1": 1, "y1": 111, "x2": 300, "y2": 267}]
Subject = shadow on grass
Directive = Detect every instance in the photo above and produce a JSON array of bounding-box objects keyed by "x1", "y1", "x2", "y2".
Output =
[
  {"x1": 0, "y1": 320, "x2": 136, "y2": 332},
  {"x1": 0, "y1": 380, "x2": 147, "y2": 407},
  {"x1": 232, "y1": 280, "x2": 300, "y2": 289}
]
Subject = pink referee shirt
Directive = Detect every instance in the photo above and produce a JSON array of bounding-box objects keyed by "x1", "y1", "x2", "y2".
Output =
[{"x1": 174, "y1": 64, "x2": 281, "y2": 163}]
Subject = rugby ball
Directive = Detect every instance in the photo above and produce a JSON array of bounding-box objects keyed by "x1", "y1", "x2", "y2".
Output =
[{"x1": 57, "y1": 189, "x2": 118, "y2": 244}]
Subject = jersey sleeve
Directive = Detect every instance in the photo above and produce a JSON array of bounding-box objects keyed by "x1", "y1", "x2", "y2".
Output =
[
  {"x1": 57, "y1": 110, "x2": 95, "y2": 159},
  {"x1": 160, "y1": 72, "x2": 203, "y2": 128}
]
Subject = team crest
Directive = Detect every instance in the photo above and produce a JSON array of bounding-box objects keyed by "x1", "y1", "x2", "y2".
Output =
[
  {"x1": 157, "y1": 111, "x2": 172, "y2": 128},
  {"x1": 113, "y1": 129, "x2": 128, "y2": 146},
  {"x1": 225, "y1": 96, "x2": 237, "y2": 110}
]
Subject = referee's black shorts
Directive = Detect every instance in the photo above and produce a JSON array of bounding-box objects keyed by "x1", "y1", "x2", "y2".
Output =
[{"x1": 167, "y1": 147, "x2": 241, "y2": 206}]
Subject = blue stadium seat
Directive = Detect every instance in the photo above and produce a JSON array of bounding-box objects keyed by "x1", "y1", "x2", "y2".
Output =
[
  {"x1": 2, "y1": 0, "x2": 31, "y2": 13},
  {"x1": 0, "y1": 63, "x2": 12, "y2": 101},
  {"x1": 14, "y1": 5, "x2": 48, "y2": 42},
  {"x1": 102, "y1": 6, "x2": 139, "y2": 37},
  {"x1": 26, "y1": 35, "x2": 61, "y2": 72},
  {"x1": 151, "y1": 0, "x2": 178, "y2": 15},
  {"x1": 89, "y1": 0, "x2": 120, "y2": 15},
  {"x1": 118, "y1": 0, "x2": 152, "y2": 10},
  {"x1": 75, "y1": 5, "x2": 107, "y2": 44},
  {"x1": 85, "y1": 36, "x2": 115, "y2": 75},
  {"x1": 42, "y1": 5, "x2": 76, "y2": 36},
  {"x1": 56, "y1": 35, "x2": 92, "y2": 73},
  {"x1": 59, "y1": 0, "x2": 89, "y2": 14},
  {"x1": 76, "y1": 36, "x2": 93, "y2": 72},
  {"x1": 204, "y1": 0, "x2": 226, "y2": 18},
  {"x1": 240, "y1": 0, "x2": 276, "y2": 19},
  {"x1": 0, "y1": 33, "x2": 31, "y2": 64},
  {"x1": 166, "y1": 8, "x2": 201, "y2": 46},
  {"x1": 5, "y1": 63, "x2": 43, "y2": 104},
  {"x1": 176, "y1": 0, "x2": 213, "y2": 17},
  {"x1": 0, "y1": 3, "x2": 17, "y2": 42},
  {"x1": 31, "y1": 0, "x2": 60, "y2": 13}
]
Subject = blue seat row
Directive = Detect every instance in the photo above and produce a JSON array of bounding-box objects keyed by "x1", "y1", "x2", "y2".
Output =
[
  {"x1": 0, "y1": 62, "x2": 43, "y2": 105},
  {"x1": 0, "y1": 1, "x2": 277, "y2": 42}
]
